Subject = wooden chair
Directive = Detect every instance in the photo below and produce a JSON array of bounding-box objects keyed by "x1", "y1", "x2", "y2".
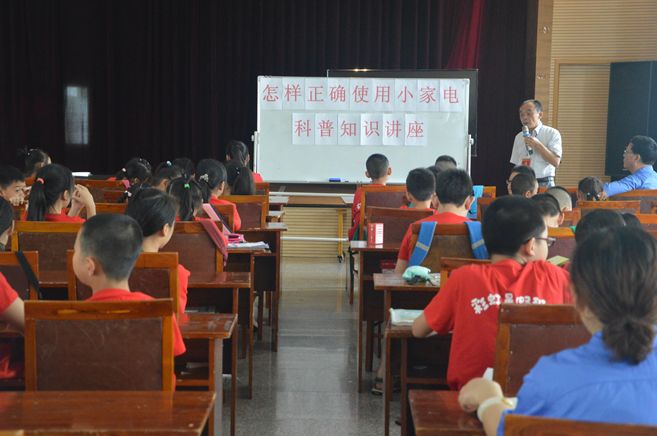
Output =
[
  {"x1": 255, "y1": 182, "x2": 270, "y2": 196},
  {"x1": 409, "y1": 223, "x2": 475, "y2": 271},
  {"x1": 102, "y1": 190, "x2": 127, "y2": 203},
  {"x1": 359, "y1": 185, "x2": 408, "y2": 234},
  {"x1": 94, "y1": 203, "x2": 127, "y2": 214},
  {"x1": 221, "y1": 195, "x2": 269, "y2": 229},
  {"x1": 493, "y1": 304, "x2": 590, "y2": 395},
  {"x1": 0, "y1": 251, "x2": 39, "y2": 300},
  {"x1": 562, "y1": 208, "x2": 581, "y2": 227},
  {"x1": 505, "y1": 415, "x2": 657, "y2": 435},
  {"x1": 578, "y1": 200, "x2": 642, "y2": 216},
  {"x1": 66, "y1": 251, "x2": 180, "y2": 313},
  {"x1": 482, "y1": 186, "x2": 497, "y2": 198},
  {"x1": 548, "y1": 227, "x2": 576, "y2": 259},
  {"x1": 364, "y1": 207, "x2": 433, "y2": 244},
  {"x1": 11, "y1": 204, "x2": 25, "y2": 221},
  {"x1": 24, "y1": 299, "x2": 175, "y2": 391},
  {"x1": 11, "y1": 222, "x2": 82, "y2": 274},
  {"x1": 439, "y1": 256, "x2": 491, "y2": 285},
  {"x1": 476, "y1": 197, "x2": 495, "y2": 221},
  {"x1": 637, "y1": 214, "x2": 657, "y2": 232},
  {"x1": 75, "y1": 179, "x2": 126, "y2": 203},
  {"x1": 164, "y1": 221, "x2": 225, "y2": 274},
  {"x1": 611, "y1": 189, "x2": 657, "y2": 214}
]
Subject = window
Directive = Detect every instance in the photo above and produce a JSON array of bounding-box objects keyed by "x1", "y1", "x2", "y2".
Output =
[{"x1": 64, "y1": 86, "x2": 89, "y2": 145}]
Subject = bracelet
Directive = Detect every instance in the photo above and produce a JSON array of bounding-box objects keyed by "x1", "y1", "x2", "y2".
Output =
[{"x1": 476, "y1": 396, "x2": 516, "y2": 421}]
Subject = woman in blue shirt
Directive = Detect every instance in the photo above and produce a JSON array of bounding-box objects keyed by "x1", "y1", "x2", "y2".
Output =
[{"x1": 458, "y1": 226, "x2": 657, "y2": 435}]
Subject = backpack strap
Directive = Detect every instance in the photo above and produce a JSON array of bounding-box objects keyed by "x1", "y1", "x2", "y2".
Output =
[
  {"x1": 408, "y1": 221, "x2": 437, "y2": 267},
  {"x1": 197, "y1": 219, "x2": 229, "y2": 267},
  {"x1": 14, "y1": 251, "x2": 43, "y2": 300},
  {"x1": 465, "y1": 221, "x2": 490, "y2": 259},
  {"x1": 468, "y1": 185, "x2": 484, "y2": 219}
]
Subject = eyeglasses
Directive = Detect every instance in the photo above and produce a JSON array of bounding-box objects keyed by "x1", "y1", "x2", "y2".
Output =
[
  {"x1": 623, "y1": 148, "x2": 635, "y2": 155},
  {"x1": 535, "y1": 236, "x2": 556, "y2": 247}
]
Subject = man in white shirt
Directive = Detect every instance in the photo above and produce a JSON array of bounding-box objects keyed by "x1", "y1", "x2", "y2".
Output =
[{"x1": 509, "y1": 100, "x2": 562, "y2": 187}]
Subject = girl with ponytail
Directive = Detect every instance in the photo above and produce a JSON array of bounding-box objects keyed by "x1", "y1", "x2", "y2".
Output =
[
  {"x1": 167, "y1": 177, "x2": 203, "y2": 221},
  {"x1": 112, "y1": 157, "x2": 152, "y2": 187},
  {"x1": 195, "y1": 159, "x2": 241, "y2": 231},
  {"x1": 225, "y1": 139, "x2": 263, "y2": 183},
  {"x1": 26, "y1": 164, "x2": 95, "y2": 222},
  {"x1": 459, "y1": 226, "x2": 657, "y2": 434},
  {"x1": 18, "y1": 148, "x2": 51, "y2": 179}
]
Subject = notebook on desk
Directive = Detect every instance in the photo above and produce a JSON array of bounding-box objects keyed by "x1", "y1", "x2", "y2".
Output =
[{"x1": 389, "y1": 309, "x2": 423, "y2": 326}]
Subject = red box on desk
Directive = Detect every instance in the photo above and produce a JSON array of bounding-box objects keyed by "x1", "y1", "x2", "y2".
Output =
[{"x1": 368, "y1": 222, "x2": 384, "y2": 245}]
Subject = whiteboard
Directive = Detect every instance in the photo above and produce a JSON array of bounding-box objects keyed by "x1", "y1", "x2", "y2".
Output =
[{"x1": 255, "y1": 75, "x2": 470, "y2": 184}]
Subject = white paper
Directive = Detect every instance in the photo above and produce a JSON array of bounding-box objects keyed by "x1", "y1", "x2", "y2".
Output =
[
  {"x1": 258, "y1": 77, "x2": 283, "y2": 110},
  {"x1": 304, "y1": 77, "x2": 326, "y2": 111},
  {"x1": 382, "y1": 113, "x2": 404, "y2": 146},
  {"x1": 326, "y1": 78, "x2": 350, "y2": 111},
  {"x1": 389, "y1": 308, "x2": 423, "y2": 326},
  {"x1": 394, "y1": 79, "x2": 417, "y2": 112},
  {"x1": 405, "y1": 113, "x2": 428, "y2": 146},
  {"x1": 292, "y1": 113, "x2": 315, "y2": 145},
  {"x1": 416, "y1": 79, "x2": 441, "y2": 112},
  {"x1": 439, "y1": 79, "x2": 466, "y2": 112},
  {"x1": 349, "y1": 78, "x2": 373, "y2": 112},
  {"x1": 315, "y1": 113, "x2": 338, "y2": 145},
  {"x1": 371, "y1": 79, "x2": 395, "y2": 112},
  {"x1": 360, "y1": 113, "x2": 383, "y2": 146},
  {"x1": 282, "y1": 77, "x2": 305, "y2": 110},
  {"x1": 337, "y1": 113, "x2": 360, "y2": 146}
]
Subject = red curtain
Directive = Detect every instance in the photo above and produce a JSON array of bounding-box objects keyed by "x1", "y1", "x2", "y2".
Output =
[{"x1": 447, "y1": 0, "x2": 487, "y2": 69}]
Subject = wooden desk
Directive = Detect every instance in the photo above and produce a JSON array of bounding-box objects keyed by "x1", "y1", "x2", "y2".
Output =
[
  {"x1": 0, "y1": 391, "x2": 215, "y2": 435},
  {"x1": 267, "y1": 210, "x2": 285, "y2": 222},
  {"x1": 178, "y1": 313, "x2": 237, "y2": 436},
  {"x1": 350, "y1": 240, "x2": 400, "y2": 392},
  {"x1": 409, "y1": 390, "x2": 483, "y2": 435},
  {"x1": 268, "y1": 196, "x2": 289, "y2": 211},
  {"x1": 385, "y1": 324, "x2": 451, "y2": 436}
]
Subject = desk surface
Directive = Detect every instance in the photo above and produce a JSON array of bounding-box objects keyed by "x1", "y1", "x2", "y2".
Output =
[
  {"x1": 373, "y1": 273, "x2": 440, "y2": 292},
  {"x1": 240, "y1": 222, "x2": 288, "y2": 232},
  {"x1": 0, "y1": 391, "x2": 214, "y2": 435},
  {"x1": 286, "y1": 196, "x2": 348, "y2": 207},
  {"x1": 188, "y1": 271, "x2": 251, "y2": 289},
  {"x1": 350, "y1": 241, "x2": 400, "y2": 252},
  {"x1": 269, "y1": 196, "x2": 289, "y2": 205},
  {"x1": 409, "y1": 390, "x2": 484, "y2": 436},
  {"x1": 179, "y1": 313, "x2": 237, "y2": 339}
]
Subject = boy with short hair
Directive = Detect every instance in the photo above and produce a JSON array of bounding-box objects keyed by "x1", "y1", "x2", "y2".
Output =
[
  {"x1": 0, "y1": 165, "x2": 26, "y2": 206},
  {"x1": 506, "y1": 165, "x2": 536, "y2": 195},
  {"x1": 532, "y1": 193, "x2": 562, "y2": 227},
  {"x1": 510, "y1": 173, "x2": 538, "y2": 198},
  {"x1": 546, "y1": 186, "x2": 573, "y2": 212},
  {"x1": 72, "y1": 214, "x2": 185, "y2": 356},
  {"x1": 435, "y1": 155, "x2": 457, "y2": 172},
  {"x1": 412, "y1": 196, "x2": 572, "y2": 389},
  {"x1": 402, "y1": 168, "x2": 436, "y2": 210},
  {"x1": 349, "y1": 154, "x2": 392, "y2": 239},
  {"x1": 394, "y1": 169, "x2": 473, "y2": 273}
]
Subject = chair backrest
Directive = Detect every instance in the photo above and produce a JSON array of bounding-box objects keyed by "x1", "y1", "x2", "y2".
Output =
[
  {"x1": 538, "y1": 186, "x2": 579, "y2": 208},
  {"x1": 222, "y1": 195, "x2": 269, "y2": 229},
  {"x1": 12, "y1": 222, "x2": 82, "y2": 272},
  {"x1": 610, "y1": 189, "x2": 657, "y2": 214},
  {"x1": 67, "y1": 251, "x2": 179, "y2": 313},
  {"x1": 102, "y1": 189, "x2": 127, "y2": 203},
  {"x1": 482, "y1": 186, "x2": 497, "y2": 198},
  {"x1": 578, "y1": 200, "x2": 642, "y2": 216},
  {"x1": 359, "y1": 185, "x2": 408, "y2": 231},
  {"x1": 476, "y1": 197, "x2": 495, "y2": 221},
  {"x1": 75, "y1": 180, "x2": 126, "y2": 203},
  {"x1": 11, "y1": 204, "x2": 26, "y2": 221},
  {"x1": 493, "y1": 304, "x2": 590, "y2": 395},
  {"x1": 0, "y1": 251, "x2": 39, "y2": 300},
  {"x1": 637, "y1": 213, "x2": 657, "y2": 232},
  {"x1": 439, "y1": 256, "x2": 491, "y2": 285},
  {"x1": 548, "y1": 227, "x2": 576, "y2": 259},
  {"x1": 24, "y1": 299, "x2": 174, "y2": 391},
  {"x1": 255, "y1": 182, "x2": 270, "y2": 196},
  {"x1": 504, "y1": 415, "x2": 657, "y2": 436},
  {"x1": 365, "y1": 207, "x2": 434, "y2": 244},
  {"x1": 94, "y1": 203, "x2": 127, "y2": 214},
  {"x1": 163, "y1": 221, "x2": 223, "y2": 274},
  {"x1": 410, "y1": 223, "x2": 474, "y2": 270},
  {"x1": 208, "y1": 204, "x2": 235, "y2": 231},
  {"x1": 562, "y1": 208, "x2": 581, "y2": 227}
]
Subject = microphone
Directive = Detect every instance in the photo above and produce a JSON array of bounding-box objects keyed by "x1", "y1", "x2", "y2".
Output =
[{"x1": 522, "y1": 125, "x2": 531, "y2": 138}]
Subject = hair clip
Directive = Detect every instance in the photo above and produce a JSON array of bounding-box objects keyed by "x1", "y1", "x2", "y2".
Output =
[
  {"x1": 199, "y1": 174, "x2": 209, "y2": 182},
  {"x1": 183, "y1": 183, "x2": 190, "y2": 189},
  {"x1": 166, "y1": 160, "x2": 172, "y2": 166},
  {"x1": 126, "y1": 190, "x2": 132, "y2": 198},
  {"x1": 235, "y1": 167, "x2": 241, "y2": 175},
  {"x1": 35, "y1": 177, "x2": 44, "y2": 184},
  {"x1": 121, "y1": 167, "x2": 127, "y2": 172}
]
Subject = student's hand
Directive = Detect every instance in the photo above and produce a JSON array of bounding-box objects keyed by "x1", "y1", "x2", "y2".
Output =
[
  {"x1": 72, "y1": 184, "x2": 94, "y2": 208},
  {"x1": 599, "y1": 190, "x2": 609, "y2": 201},
  {"x1": 458, "y1": 378, "x2": 503, "y2": 413},
  {"x1": 9, "y1": 195, "x2": 24, "y2": 207}
]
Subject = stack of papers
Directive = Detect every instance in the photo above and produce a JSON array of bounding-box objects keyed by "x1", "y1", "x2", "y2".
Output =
[
  {"x1": 389, "y1": 308, "x2": 423, "y2": 326},
  {"x1": 227, "y1": 241, "x2": 270, "y2": 250}
]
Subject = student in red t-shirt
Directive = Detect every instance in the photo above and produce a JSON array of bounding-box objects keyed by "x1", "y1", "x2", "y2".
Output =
[
  {"x1": 147, "y1": 162, "x2": 184, "y2": 192},
  {"x1": 226, "y1": 139, "x2": 264, "y2": 183},
  {"x1": 349, "y1": 154, "x2": 392, "y2": 240},
  {"x1": 225, "y1": 160, "x2": 256, "y2": 196},
  {"x1": 111, "y1": 158, "x2": 152, "y2": 187},
  {"x1": 196, "y1": 159, "x2": 242, "y2": 231},
  {"x1": 73, "y1": 214, "x2": 185, "y2": 357},
  {"x1": 395, "y1": 169, "x2": 475, "y2": 273},
  {"x1": 412, "y1": 196, "x2": 572, "y2": 389},
  {"x1": 400, "y1": 168, "x2": 436, "y2": 211},
  {"x1": 125, "y1": 188, "x2": 190, "y2": 315},
  {"x1": 26, "y1": 163, "x2": 95, "y2": 222}
]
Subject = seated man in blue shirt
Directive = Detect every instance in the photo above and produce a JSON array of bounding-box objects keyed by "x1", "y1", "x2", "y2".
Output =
[{"x1": 602, "y1": 135, "x2": 657, "y2": 198}]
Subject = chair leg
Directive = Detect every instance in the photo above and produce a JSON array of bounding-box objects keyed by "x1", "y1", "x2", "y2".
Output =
[
  {"x1": 365, "y1": 320, "x2": 374, "y2": 372},
  {"x1": 349, "y1": 250, "x2": 355, "y2": 305},
  {"x1": 257, "y1": 291, "x2": 264, "y2": 341},
  {"x1": 377, "y1": 322, "x2": 382, "y2": 359}
]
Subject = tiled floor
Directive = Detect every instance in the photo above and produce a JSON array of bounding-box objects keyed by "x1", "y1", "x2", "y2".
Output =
[{"x1": 225, "y1": 257, "x2": 391, "y2": 435}]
